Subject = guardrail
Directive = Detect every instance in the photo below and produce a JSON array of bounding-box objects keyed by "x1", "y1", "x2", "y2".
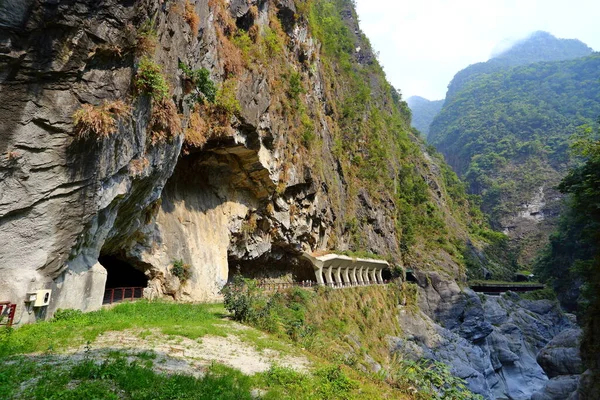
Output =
[
  {"x1": 469, "y1": 283, "x2": 544, "y2": 294},
  {"x1": 0, "y1": 302, "x2": 17, "y2": 327},
  {"x1": 255, "y1": 280, "x2": 391, "y2": 292},
  {"x1": 102, "y1": 287, "x2": 144, "y2": 305}
]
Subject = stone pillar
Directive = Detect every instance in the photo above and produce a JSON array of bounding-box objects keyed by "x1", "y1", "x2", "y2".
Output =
[
  {"x1": 325, "y1": 265, "x2": 334, "y2": 287},
  {"x1": 357, "y1": 266, "x2": 364, "y2": 285},
  {"x1": 377, "y1": 269, "x2": 384, "y2": 283},
  {"x1": 362, "y1": 267, "x2": 369, "y2": 285},
  {"x1": 313, "y1": 260, "x2": 324, "y2": 285},
  {"x1": 350, "y1": 267, "x2": 358, "y2": 285},
  {"x1": 369, "y1": 268, "x2": 377, "y2": 284},
  {"x1": 342, "y1": 268, "x2": 350, "y2": 287},
  {"x1": 334, "y1": 267, "x2": 342, "y2": 288}
]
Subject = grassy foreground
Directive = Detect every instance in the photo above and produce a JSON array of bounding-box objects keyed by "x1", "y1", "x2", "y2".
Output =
[
  {"x1": 0, "y1": 354, "x2": 365, "y2": 400},
  {"x1": 1, "y1": 286, "x2": 483, "y2": 399},
  {"x1": 0, "y1": 302, "x2": 226, "y2": 358},
  {"x1": 0, "y1": 301, "x2": 399, "y2": 400}
]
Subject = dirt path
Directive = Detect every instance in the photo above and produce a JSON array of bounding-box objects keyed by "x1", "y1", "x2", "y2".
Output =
[{"x1": 64, "y1": 324, "x2": 310, "y2": 376}]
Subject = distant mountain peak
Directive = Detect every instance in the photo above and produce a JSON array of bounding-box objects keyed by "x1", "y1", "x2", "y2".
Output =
[
  {"x1": 491, "y1": 31, "x2": 592, "y2": 64},
  {"x1": 445, "y1": 31, "x2": 593, "y2": 101}
]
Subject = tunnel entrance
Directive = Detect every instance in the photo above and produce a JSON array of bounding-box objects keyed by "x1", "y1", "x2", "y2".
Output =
[
  {"x1": 227, "y1": 250, "x2": 316, "y2": 286},
  {"x1": 99, "y1": 255, "x2": 148, "y2": 304},
  {"x1": 405, "y1": 269, "x2": 418, "y2": 283}
]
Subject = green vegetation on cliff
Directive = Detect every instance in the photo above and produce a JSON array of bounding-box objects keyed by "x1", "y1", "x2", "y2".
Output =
[
  {"x1": 304, "y1": 0, "x2": 502, "y2": 274},
  {"x1": 534, "y1": 122, "x2": 600, "y2": 389},
  {"x1": 428, "y1": 53, "x2": 600, "y2": 267}
]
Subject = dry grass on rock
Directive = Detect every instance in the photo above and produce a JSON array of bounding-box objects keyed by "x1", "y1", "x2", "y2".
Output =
[{"x1": 73, "y1": 100, "x2": 131, "y2": 140}]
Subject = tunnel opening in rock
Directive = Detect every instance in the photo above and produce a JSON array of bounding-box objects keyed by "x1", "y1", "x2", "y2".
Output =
[
  {"x1": 382, "y1": 268, "x2": 392, "y2": 281},
  {"x1": 99, "y1": 255, "x2": 149, "y2": 289},
  {"x1": 406, "y1": 270, "x2": 418, "y2": 283},
  {"x1": 99, "y1": 255, "x2": 148, "y2": 305},
  {"x1": 228, "y1": 250, "x2": 316, "y2": 284}
]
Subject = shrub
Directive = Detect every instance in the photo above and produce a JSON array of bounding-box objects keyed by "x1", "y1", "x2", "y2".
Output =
[
  {"x1": 315, "y1": 365, "x2": 358, "y2": 398},
  {"x1": 287, "y1": 71, "x2": 304, "y2": 103},
  {"x1": 388, "y1": 359, "x2": 483, "y2": 400},
  {"x1": 184, "y1": 0, "x2": 200, "y2": 34},
  {"x1": 149, "y1": 98, "x2": 182, "y2": 144},
  {"x1": 179, "y1": 61, "x2": 217, "y2": 104},
  {"x1": 73, "y1": 100, "x2": 131, "y2": 140},
  {"x1": 136, "y1": 20, "x2": 157, "y2": 56},
  {"x1": 300, "y1": 112, "x2": 315, "y2": 147},
  {"x1": 171, "y1": 260, "x2": 191, "y2": 283},
  {"x1": 233, "y1": 30, "x2": 253, "y2": 61},
  {"x1": 220, "y1": 275, "x2": 265, "y2": 323},
  {"x1": 264, "y1": 27, "x2": 283, "y2": 56},
  {"x1": 214, "y1": 79, "x2": 241, "y2": 121},
  {"x1": 221, "y1": 276, "x2": 315, "y2": 341},
  {"x1": 134, "y1": 57, "x2": 169, "y2": 100},
  {"x1": 184, "y1": 109, "x2": 208, "y2": 148}
]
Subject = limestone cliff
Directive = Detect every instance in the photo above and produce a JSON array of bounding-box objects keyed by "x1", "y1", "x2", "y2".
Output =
[{"x1": 1, "y1": 0, "x2": 487, "y2": 323}]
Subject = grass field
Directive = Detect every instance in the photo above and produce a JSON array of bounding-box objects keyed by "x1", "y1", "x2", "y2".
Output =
[
  {"x1": 0, "y1": 287, "x2": 484, "y2": 400},
  {"x1": 0, "y1": 300, "x2": 401, "y2": 400}
]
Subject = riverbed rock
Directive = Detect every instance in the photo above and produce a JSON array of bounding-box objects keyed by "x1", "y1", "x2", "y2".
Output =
[
  {"x1": 531, "y1": 375, "x2": 580, "y2": 400},
  {"x1": 537, "y1": 328, "x2": 583, "y2": 378},
  {"x1": 395, "y1": 289, "x2": 576, "y2": 400}
]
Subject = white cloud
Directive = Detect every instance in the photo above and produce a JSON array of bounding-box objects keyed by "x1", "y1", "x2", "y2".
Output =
[{"x1": 355, "y1": 0, "x2": 600, "y2": 100}]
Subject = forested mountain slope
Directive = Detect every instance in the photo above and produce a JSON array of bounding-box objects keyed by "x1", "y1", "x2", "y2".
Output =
[
  {"x1": 406, "y1": 96, "x2": 444, "y2": 137},
  {"x1": 408, "y1": 32, "x2": 592, "y2": 144},
  {"x1": 534, "y1": 124, "x2": 600, "y2": 397},
  {"x1": 429, "y1": 53, "x2": 600, "y2": 267},
  {"x1": 445, "y1": 31, "x2": 593, "y2": 101}
]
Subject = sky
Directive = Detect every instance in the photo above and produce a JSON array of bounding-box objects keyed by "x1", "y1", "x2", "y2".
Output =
[{"x1": 354, "y1": 0, "x2": 600, "y2": 101}]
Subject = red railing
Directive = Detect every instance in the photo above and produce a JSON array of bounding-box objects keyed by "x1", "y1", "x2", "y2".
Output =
[
  {"x1": 0, "y1": 302, "x2": 17, "y2": 327},
  {"x1": 102, "y1": 287, "x2": 144, "y2": 305}
]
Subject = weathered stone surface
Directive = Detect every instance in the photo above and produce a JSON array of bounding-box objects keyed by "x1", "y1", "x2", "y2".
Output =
[
  {"x1": 537, "y1": 328, "x2": 583, "y2": 378},
  {"x1": 531, "y1": 375, "x2": 580, "y2": 400},
  {"x1": 53, "y1": 262, "x2": 107, "y2": 313},
  {"x1": 0, "y1": 0, "x2": 408, "y2": 317},
  {"x1": 394, "y1": 287, "x2": 577, "y2": 400},
  {"x1": 0, "y1": 0, "x2": 182, "y2": 323}
]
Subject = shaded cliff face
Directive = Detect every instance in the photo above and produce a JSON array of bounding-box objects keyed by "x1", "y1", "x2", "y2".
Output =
[{"x1": 0, "y1": 0, "x2": 491, "y2": 321}]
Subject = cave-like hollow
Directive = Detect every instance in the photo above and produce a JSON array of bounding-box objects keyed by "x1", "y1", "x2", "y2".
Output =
[
  {"x1": 99, "y1": 255, "x2": 148, "y2": 304},
  {"x1": 227, "y1": 250, "x2": 316, "y2": 284}
]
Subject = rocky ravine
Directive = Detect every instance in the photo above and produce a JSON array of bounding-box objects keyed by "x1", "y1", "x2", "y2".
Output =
[{"x1": 391, "y1": 271, "x2": 583, "y2": 400}]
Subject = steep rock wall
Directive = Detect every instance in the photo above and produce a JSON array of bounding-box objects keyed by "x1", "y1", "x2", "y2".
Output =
[
  {"x1": 1, "y1": 0, "x2": 498, "y2": 328},
  {"x1": 0, "y1": 0, "x2": 184, "y2": 323},
  {"x1": 0, "y1": 0, "x2": 413, "y2": 319}
]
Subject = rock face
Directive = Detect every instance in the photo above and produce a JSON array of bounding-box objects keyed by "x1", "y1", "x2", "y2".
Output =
[
  {"x1": 3, "y1": 0, "x2": 452, "y2": 321},
  {"x1": 537, "y1": 329, "x2": 583, "y2": 378},
  {"x1": 531, "y1": 328, "x2": 583, "y2": 400},
  {"x1": 0, "y1": 0, "x2": 182, "y2": 323},
  {"x1": 393, "y1": 274, "x2": 577, "y2": 400}
]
